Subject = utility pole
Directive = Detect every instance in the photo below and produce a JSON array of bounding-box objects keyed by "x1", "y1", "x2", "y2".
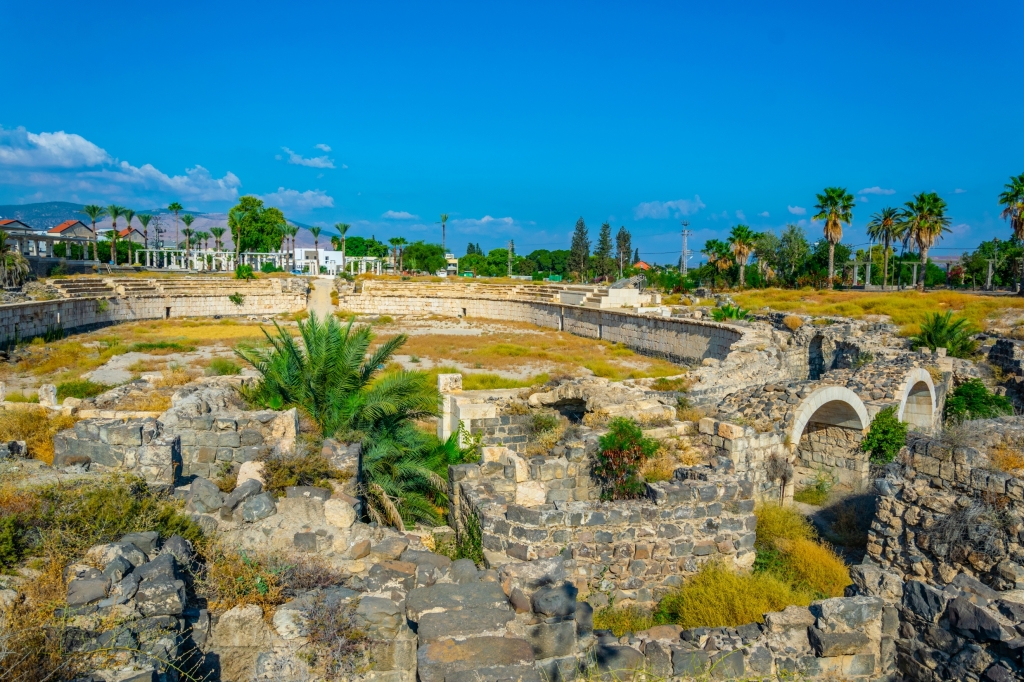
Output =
[
  {"x1": 680, "y1": 221, "x2": 692, "y2": 276},
  {"x1": 507, "y1": 240, "x2": 514, "y2": 278}
]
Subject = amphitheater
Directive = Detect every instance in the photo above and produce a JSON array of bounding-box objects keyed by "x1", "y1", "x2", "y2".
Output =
[{"x1": 4, "y1": 274, "x2": 1023, "y2": 682}]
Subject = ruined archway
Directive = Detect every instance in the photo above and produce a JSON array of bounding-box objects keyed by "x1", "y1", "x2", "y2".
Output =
[
  {"x1": 789, "y1": 386, "x2": 870, "y2": 488},
  {"x1": 897, "y1": 367, "x2": 937, "y2": 432}
]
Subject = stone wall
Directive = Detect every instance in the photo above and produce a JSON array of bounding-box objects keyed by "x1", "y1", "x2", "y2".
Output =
[
  {"x1": 52, "y1": 417, "x2": 181, "y2": 485},
  {"x1": 0, "y1": 281, "x2": 306, "y2": 343},
  {"x1": 695, "y1": 417, "x2": 791, "y2": 502},
  {"x1": 796, "y1": 422, "x2": 867, "y2": 488},
  {"x1": 450, "y1": 449, "x2": 757, "y2": 605},
  {"x1": 338, "y1": 281, "x2": 746, "y2": 364}
]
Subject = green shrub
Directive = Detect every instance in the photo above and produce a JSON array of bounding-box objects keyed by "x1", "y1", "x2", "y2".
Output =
[
  {"x1": 945, "y1": 378, "x2": 1013, "y2": 421},
  {"x1": 0, "y1": 515, "x2": 26, "y2": 571},
  {"x1": 262, "y1": 451, "x2": 343, "y2": 497},
  {"x1": 435, "y1": 514, "x2": 485, "y2": 567},
  {"x1": 911, "y1": 311, "x2": 977, "y2": 358},
  {"x1": 229, "y1": 292, "x2": 245, "y2": 306},
  {"x1": 129, "y1": 341, "x2": 196, "y2": 353},
  {"x1": 56, "y1": 379, "x2": 109, "y2": 400},
  {"x1": 593, "y1": 605, "x2": 656, "y2": 636},
  {"x1": 861, "y1": 406, "x2": 908, "y2": 465},
  {"x1": 793, "y1": 468, "x2": 836, "y2": 505},
  {"x1": 260, "y1": 261, "x2": 282, "y2": 273},
  {"x1": 531, "y1": 412, "x2": 560, "y2": 434},
  {"x1": 235, "y1": 264, "x2": 255, "y2": 280},
  {"x1": 207, "y1": 357, "x2": 242, "y2": 376},
  {"x1": 593, "y1": 417, "x2": 660, "y2": 500},
  {"x1": 711, "y1": 304, "x2": 751, "y2": 322}
]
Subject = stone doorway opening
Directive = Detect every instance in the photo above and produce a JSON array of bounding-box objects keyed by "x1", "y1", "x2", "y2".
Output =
[{"x1": 790, "y1": 386, "x2": 869, "y2": 489}]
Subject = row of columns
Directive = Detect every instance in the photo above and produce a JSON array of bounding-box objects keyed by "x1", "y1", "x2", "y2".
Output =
[{"x1": 11, "y1": 235, "x2": 95, "y2": 261}]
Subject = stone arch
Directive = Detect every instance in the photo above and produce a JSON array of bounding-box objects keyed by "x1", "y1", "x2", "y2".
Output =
[
  {"x1": 788, "y1": 385, "x2": 870, "y2": 446},
  {"x1": 897, "y1": 367, "x2": 937, "y2": 431},
  {"x1": 789, "y1": 386, "x2": 871, "y2": 488}
]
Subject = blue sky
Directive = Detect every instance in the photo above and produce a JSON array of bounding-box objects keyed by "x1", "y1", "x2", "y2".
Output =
[{"x1": 2, "y1": 0, "x2": 1022, "y2": 262}]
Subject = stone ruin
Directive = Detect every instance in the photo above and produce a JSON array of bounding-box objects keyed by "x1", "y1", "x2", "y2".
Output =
[{"x1": 7, "y1": 286, "x2": 1024, "y2": 682}]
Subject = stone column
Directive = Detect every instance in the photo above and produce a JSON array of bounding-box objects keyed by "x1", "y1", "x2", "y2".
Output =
[{"x1": 865, "y1": 260, "x2": 871, "y2": 287}]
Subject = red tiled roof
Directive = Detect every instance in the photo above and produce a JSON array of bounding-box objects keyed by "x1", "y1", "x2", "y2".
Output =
[
  {"x1": 118, "y1": 227, "x2": 139, "y2": 237},
  {"x1": 49, "y1": 219, "x2": 89, "y2": 234},
  {"x1": 634, "y1": 261, "x2": 651, "y2": 270},
  {"x1": 0, "y1": 219, "x2": 30, "y2": 228}
]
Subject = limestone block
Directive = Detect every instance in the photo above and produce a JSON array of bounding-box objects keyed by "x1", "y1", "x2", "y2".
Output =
[
  {"x1": 237, "y1": 460, "x2": 266, "y2": 486},
  {"x1": 506, "y1": 453, "x2": 529, "y2": 482},
  {"x1": 718, "y1": 422, "x2": 745, "y2": 439},
  {"x1": 38, "y1": 384, "x2": 57, "y2": 408},
  {"x1": 324, "y1": 498, "x2": 356, "y2": 528},
  {"x1": 516, "y1": 481, "x2": 546, "y2": 507},
  {"x1": 438, "y1": 373, "x2": 463, "y2": 393},
  {"x1": 482, "y1": 446, "x2": 511, "y2": 463}
]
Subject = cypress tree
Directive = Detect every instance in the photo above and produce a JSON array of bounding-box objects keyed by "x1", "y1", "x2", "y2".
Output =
[
  {"x1": 568, "y1": 217, "x2": 591, "y2": 281},
  {"x1": 595, "y1": 222, "x2": 613, "y2": 280},
  {"x1": 633, "y1": 247, "x2": 640, "y2": 264},
  {"x1": 466, "y1": 242, "x2": 476, "y2": 255},
  {"x1": 616, "y1": 226, "x2": 632, "y2": 277}
]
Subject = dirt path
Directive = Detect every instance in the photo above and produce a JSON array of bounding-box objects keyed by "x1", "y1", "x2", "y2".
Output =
[{"x1": 307, "y1": 278, "x2": 334, "y2": 319}]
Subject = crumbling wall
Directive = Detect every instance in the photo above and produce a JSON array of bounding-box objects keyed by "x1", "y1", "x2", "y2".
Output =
[
  {"x1": 795, "y1": 422, "x2": 867, "y2": 488},
  {"x1": 53, "y1": 417, "x2": 181, "y2": 485}
]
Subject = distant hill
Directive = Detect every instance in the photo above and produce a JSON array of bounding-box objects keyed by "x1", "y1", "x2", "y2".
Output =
[{"x1": 0, "y1": 201, "x2": 90, "y2": 228}]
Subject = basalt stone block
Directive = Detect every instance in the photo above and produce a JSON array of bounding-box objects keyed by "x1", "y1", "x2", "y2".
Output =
[
  {"x1": 67, "y1": 579, "x2": 109, "y2": 606},
  {"x1": 223, "y1": 478, "x2": 262, "y2": 510},
  {"x1": 407, "y1": 582, "x2": 510, "y2": 621},
  {"x1": 644, "y1": 641, "x2": 672, "y2": 677},
  {"x1": 948, "y1": 597, "x2": 1011, "y2": 642},
  {"x1": 133, "y1": 554, "x2": 181, "y2": 583},
  {"x1": 136, "y1": 579, "x2": 186, "y2": 617},
  {"x1": 186, "y1": 477, "x2": 223, "y2": 514},
  {"x1": 808, "y1": 628, "x2": 872, "y2": 656},
  {"x1": 293, "y1": 532, "x2": 318, "y2": 553},
  {"x1": 450, "y1": 558, "x2": 480, "y2": 584},
  {"x1": 418, "y1": 607, "x2": 515, "y2": 642},
  {"x1": 401, "y1": 549, "x2": 453, "y2": 573},
  {"x1": 370, "y1": 537, "x2": 409, "y2": 560},
  {"x1": 532, "y1": 582, "x2": 577, "y2": 618},
  {"x1": 595, "y1": 645, "x2": 645, "y2": 677},
  {"x1": 903, "y1": 579, "x2": 947, "y2": 623},
  {"x1": 161, "y1": 535, "x2": 193, "y2": 566},
  {"x1": 417, "y1": 636, "x2": 535, "y2": 682},
  {"x1": 241, "y1": 492, "x2": 277, "y2": 522}
]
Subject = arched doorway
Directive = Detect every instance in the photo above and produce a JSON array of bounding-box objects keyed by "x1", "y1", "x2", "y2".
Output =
[
  {"x1": 898, "y1": 368, "x2": 937, "y2": 432},
  {"x1": 789, "y1": 386, "x2": 870, "y2": 488}
]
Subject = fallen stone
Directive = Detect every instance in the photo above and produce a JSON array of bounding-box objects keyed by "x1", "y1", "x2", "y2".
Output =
[
  {"x1": 510, "y1": 587, "x2": 531, "y2": 614},
  {"x1": 120, "y1": 531, "x2": 159, "y2": 556},
  {"x1": 763, "y1": 605, "x2": 816, "y2": 632},
  {"x1": 525, "y1": 620, "x2": 577, "y2": 659},
  {"x1": 236, "y1": 460, "x2": 266, "y2": 486},
  {"x1": 370, "y1": 537, "x2": 410, "y2": 560},
  {"x1": 187, "y1": 477, "x2": 224, "y2": 514},
  {"x1": 223, "y1": 478, "x2": 262, "y2": 510},
  {"x1": 348, "y1": 539, "x2": 371, "y2": 559},
  {"x1": 401, "y1": 549, "x2": 452, "y2": 573},
  {"x1": 67, "y1": 579, "x2": 109, "y2": 606},
  {"x1": 595, "y1": 644, "x2": 644, "y2": 676},
  {"x1": 134, "y1": 553, "x2": 182, "y2": 583},
  {"x1": 952, "y1": 573, "x2": 1001, "y2": 603},
  {"x1": 242, "y1": 492, "x2": 277, "y2": 522},
  {"x1": 293, "y1": 532, "x2": 318, "y2": 553},
  {"x1": 450, "y1": 558, "x2": 480, "y2": 584},
  {"x1": 102, "y1": 556, "x2": 133, "y2": 583},
  {"x1": 285, "y1": 485, "x2": 331, "y2": 501},
  {"x1": 323, "y1": 498, "x2": 356, "y2": 528},
  {"x1": 86, "y1": 542, "x2": 148, "y2": 569},
  {"x1": 948, "y1": 597, "x2": 1011, "y2": 642},
  {"x1": 903, "y1": 579, "x2": 947, "y2": 623},
  {"x1": 161, "y1": 535, "x2": 193, "y2": 567},
  {"x1": 576, "y1": 601, "x2": 594, "y2": 636},
  {"x1": 644, "y1": 640, "x2": 672, "y2": 677},
  {"x1": 135, "y1": 579, "x2": 186, "y2": 617}
]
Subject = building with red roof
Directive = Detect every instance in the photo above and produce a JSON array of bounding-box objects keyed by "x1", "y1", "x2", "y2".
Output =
[{"x1": 48, "y1": 219, "x2": 94, "y2": 239}]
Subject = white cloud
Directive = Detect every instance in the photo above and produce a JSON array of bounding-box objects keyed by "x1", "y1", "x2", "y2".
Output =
[
  {"x1": 451, "y1": 215, "x2": 517, "y2": 234},
  {"x1": 859, "y1": 196, "x2": 869, "y2": 203},
  {"x1": 281, "y1": 146, "x2": 335, "y2": 169},
  {"x1": 257, "y1": 187, "x2": 334, "y2": 210},
  {"x1": 955, "y1": 188, "x2": 967, "y2": 194},
  {"x1": 79, "y1": 162, "x2": 241, "y2": 202},
  {"x1": 858, "y1": 186, "x2": 895, "y2": 195},
  {"x1": 788, "y1": 205, "x2": 807, "y2": 215},
  {"x1": 382, "y1": 210, "x2": 419, "y2": 220},
  {"x1": 315, "y1": 143, "x2": 331, "y2": 152},
  {"x1": 633, "y1": 195, "x2": 706, "y2": 220},
  {"x1": 0, "y1": 125, "x2": 111, "y2": 167},
  {"x1": 736, "y1": 210, "x2": 746, "y2": 221},
  {"x1": 758, "y1": 211, "x2": 770, "y2": 218}
]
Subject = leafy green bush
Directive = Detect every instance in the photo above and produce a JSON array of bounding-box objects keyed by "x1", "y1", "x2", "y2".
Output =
[
  {"x1": 56, "y1": 379, "x2": 109, "y2": 401},
  {"x1": 235, "y1": 264, "x2": 255, "y2": 280},
  {"x1": 229, "y1": 292, "x2": 245, "y2": 306},
  {"x1": 0, "y1": 515, "x2": 26, "y2": 571},
  {"x1": 944, "y1": 378, "x2": 1013, "y2": 421},
  {"x1": 207, "y1": 357, "x2": 242, "y2": 376},
  {"x1": 593, "y1": 417, "x2": 660, "y2": 500},
  {"x1": 911, "y1": 311, "x2": 977, "y2": 358},
  {"x1": 793, "y1": 468, "x2": 836, "y2": 505},
  {"x1": 860, "y1": 406, "x2": 908, "y2": 465},
  {"x1": 435, "y1": 514, "x2": 485, "y2": 567},
  {"x1": 129, "y1": 341, "x2": 196, "y2": 353},
  {"x1": 711, "y1": 304, "x2": 751, "y2": 322},
  {"x1": 260, "y1": 261, "x2": 282, "y2": 273},
  {"x1": 531, "y1": 412, "x2": 560, "y2": 434}
]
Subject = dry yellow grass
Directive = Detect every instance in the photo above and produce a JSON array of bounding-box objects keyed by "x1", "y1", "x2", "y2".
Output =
[
  {"x1": 116, "y1": 392, "x2": 173, "y2": 412},
  {"x1": 393, "y1": 326, "x2": 682, "y2": 381},
  {"x1": 0, "y1": 407, "x2": 78, "y2": 464},
  {"x1": 755, "y1": 503, "x2": 816, "y2": 547},
  {"x1": 734, "y1": 288, "x2": 1024, "y2": 335},
  {"x1": 775, "y1": 537, "x2": 850, "y2": 597},
  {"x1": 782, "y1": 314, "x2": 804, "y2": 331},
  {"x1": 991, "y1": 439, "x2": 1024, "y2": 473}
]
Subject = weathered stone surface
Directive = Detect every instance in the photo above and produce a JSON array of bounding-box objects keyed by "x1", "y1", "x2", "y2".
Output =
[
  {"x1": 86, "y1": 542, "x2": 148, "y2": 568},
  {"x1": 135, "y1": 579, "x2": 186, "y2": 616},
  {"x1": 133, "y1": 553, "x2": 181, "y2": 583},
  {"x1": 323, "y1": 498, "x2": 356, "y2": 528},
  {"x1": 401, "y1": 549, "x2": 453, "y2": 572},
  {"x1": 407, "y1": 582, "x2": 510, "y2": 621},
  {"x1": 904, "y1": 579, "x2": 947, "y2": 623},
  {"x1": 672, "y1": 648, "x2": 711, "y2": 676},
  {"x1": 450, "y1": 558, "x2": 479, "y2": 584},
  {"x1": 644, "y1": 640, "x2": 672, "y2": 677},
  {"x1": 371, "y1": 537, "x2": 410, "y2": 560},
  {"x1": 417, "y1": 636, "x2": 535, "y2": 682},
  {"x1": 595, "y1": 644, "x2": 645, "y2": 676},
  {"x1": 67, "y1": 579, "x2": 108, "y2": 606},
  {"x1": 241, "y1": 492, "x2": 277, "y2": 522},
  {"x1": 161, "y1": 535, "x2": 193, "y2": 566},
  {"x1": 531, "y1": 582, "x2": 578, "y2": 618},
  {"x1": 236, "y1": 460, "x2": 266, "y2": 486},
  {"x1": 947, "y1": 597, "x2": 1011, "y2": 642},
  {"x1": 525, "y1": 620, "x2": 576, "y2": 659},
  {"x1": 808, "y1": 628, "x2": 872, "y2": 656},
  {"x1": 418, "y1": 607, "x2": 515, "y2": 641},
  {"x1": 223, "y1": 478, "x2": 262, "y2": 510},
  {"x1": 120, "y1": 531, "x2": 159, "y2": 556},
  {"x1": 187, "y1": 476, "x2": 224, "y2": 513},
  {"x1": 764, "y1": 604, "x2": 816, "y2": 632},
  {"x1": 285, "y1": 485, "x2": 331, "y2": 501}
]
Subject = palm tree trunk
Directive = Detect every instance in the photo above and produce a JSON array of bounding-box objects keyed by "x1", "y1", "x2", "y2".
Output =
[
  {"x1": 314, "y1": 238, "x2": 320, "y2": 273},
  {"x1": 739, "y1": 263, "x2": 745, "y2": 289},
  {"x1": 342, "y1": 240, "x2": 346, "y2": 276},
  {"x1": 882, "y1": 250, "x2": 889, "y2": 291},
  {"x1": 828, "y1": 242, "x2": 836, "y2": 289},
  {"x1": 918, "y1": 247, "x2": 929, "y2": 291},
  {"x1": 92, "y1": 221, "x2": 99, "y2": 262}
]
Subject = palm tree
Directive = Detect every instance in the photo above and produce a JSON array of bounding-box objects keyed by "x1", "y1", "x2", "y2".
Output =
[
  {"x1": 903, "y1": 192, "x2": 951, "y2": 291},
  {"x1": 308, "y1": 226, "x2": 322, "y2": 274},
  {"x1": 702, "y1": 239, "x2": 730, "y2": 292},
  {"x1": 168, "y1": 202, "x2": 183, "y2": 254},
  {"x1": 235, "y1": 313, "x2": 450, "y2": 528},
  {"x1": 392, "y1": 237, "x2": 408, "y2": 272},
  {"x1": 813, "y1": 187, "x2": 855, "y2": 289},
  {"x1": 230, "y1": 207, "x2": 248, "y2": 267},
  {"x1": 106, "y1": 228, "x2": 120, "y2": 265},
  {"x1": 80, "y1": 205, "x2": 106, "y2": 262},
  {"x1": 105, "y1": 204, "x2": 124, "y2": 264},
  {"x1": 865, "y1": 207, "x2": 903, "y2": 290},
  {"x1": 727, "y1": 225, "x2": 758, "y2": 289},
  {"x1": 998, "y1": 173, "x2": 1024, "y2": 293},
  {"x1": 334, "y1": 223, "x2": 351, "y2": 276},
  {"x1": 210, "y1": 227, "x2": 225, "y2": 252},
  {"x1": 439, "y1": 213, "x2": 449, "y2": 253},
  {"x1": 137, "y1": 214, "x2": 152, "y2": 250},
  {"x1": 181, "y1": 214, "x2": 196, "y2": 267},
  {"x1": 123, "y1": 209, "x2": 136, "y2": 264},
  {"x1": 286, "y1": 224, "x2": 299, "y2": 272},
  {"x1": 388, "y1": 237, "x2": 401, "y2": 273},
  {"x1": 0, "y1": 231, "x2": 30, "y2": 288}
]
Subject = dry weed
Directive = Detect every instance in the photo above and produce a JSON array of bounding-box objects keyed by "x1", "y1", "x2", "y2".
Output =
[
  {"x1": 155, "y1": 365, "x2": 200, "y2": 388},
  {"x1": 115, "y1": 391, "x2": 172, "y2": 413},
  {"x1": 0, "y1": 408, "x2": 78, "y2": 465},
  {"x1": 782, "y1": 315, "x2": 804, "y2": 331},
  {"x1": 990, "y1": 438, "x2": 1024, "y2": 473}
]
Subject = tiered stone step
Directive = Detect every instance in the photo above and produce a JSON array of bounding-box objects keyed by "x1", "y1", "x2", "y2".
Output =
[{"x1": 50, "y1": 278, "x2": 117, "y2": 298}]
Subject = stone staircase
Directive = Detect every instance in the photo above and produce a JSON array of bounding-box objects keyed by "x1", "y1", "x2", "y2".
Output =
[{"x1": 50, "y1": 278, "x2": 117, "y2": 298}]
